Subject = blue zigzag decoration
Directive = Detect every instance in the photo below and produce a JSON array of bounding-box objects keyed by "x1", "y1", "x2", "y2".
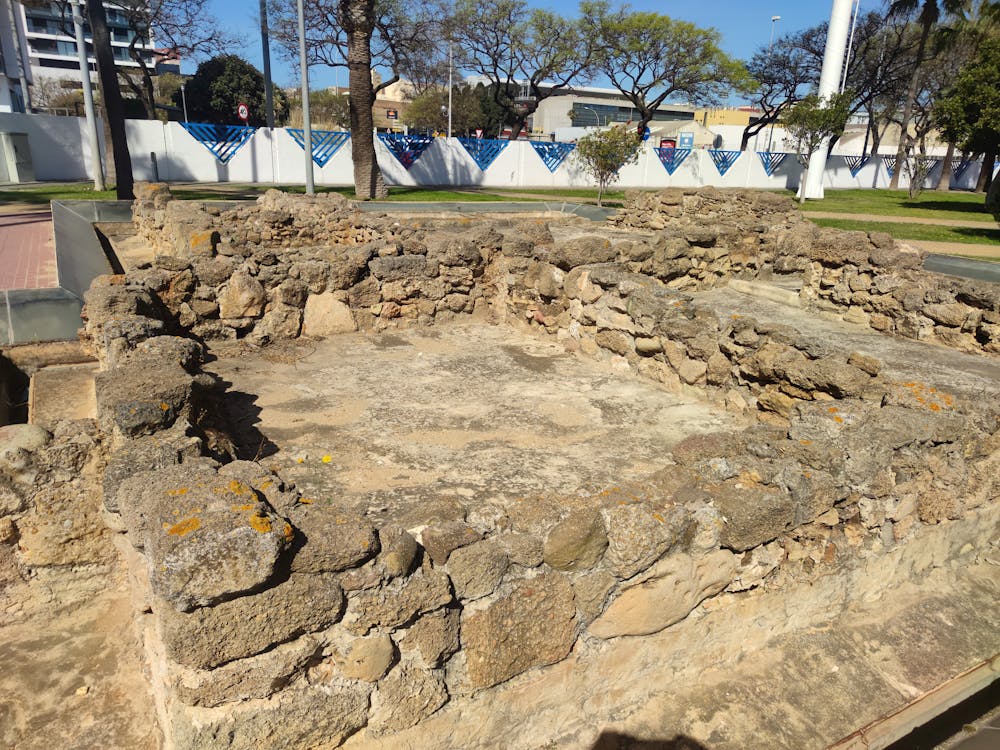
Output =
[
  {"x1": 843, "y1": 155, "x2": 870, "y2": 177},
  {"x1": 653, "y1": 147, "x2": 691, "y2": 175},
  {"x1": 531, "y1": 141, "x2": 575, "y2": 172},
  {"x1": 377, "y1": 133, "x2": 434, "y2": 169},
  {"x1": 954, "y1": 156, "x2": 973, "y2": 179},
  {"x1": 882, "y1": 155, "x2": 897, "y2": 178},
  {"x1": 757, "y1": 151, "x2": 787, "y2": 177},
  {"x1": 708, "y1": 149, "x2": 741, "y2": 176},
  {"x1": 457, "y1": 137, "x2": 508, "y2": 171},
  {"x1": 180, "y1": 122, "x2": 256, "y2": 164},
  {"x1": 287, "y1": 129, "x2": 350, "y2": 167}
]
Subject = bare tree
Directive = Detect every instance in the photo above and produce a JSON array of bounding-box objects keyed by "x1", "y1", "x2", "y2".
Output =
[
  {"x1": 86, "y1": 0, "x2": 132, "y2": 198},
  {"x1": 739, "y1": 41, "x2": 812, "y2": 151}
]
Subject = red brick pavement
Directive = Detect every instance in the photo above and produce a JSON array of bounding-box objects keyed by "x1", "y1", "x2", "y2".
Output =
[{"x1": 0, "y1": 211, "x2": 58, "y2": 291}]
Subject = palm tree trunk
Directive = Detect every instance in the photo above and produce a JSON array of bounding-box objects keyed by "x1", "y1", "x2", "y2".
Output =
[
  {"x1": 87, "y1": 0, "x2": 133, "y2": 199},
  {"x1": 936, "y1": 141, "x2": 955, "y2": 191},
  {"x1": 342, "y1": 0, "x2": 386, "y2": 200}
]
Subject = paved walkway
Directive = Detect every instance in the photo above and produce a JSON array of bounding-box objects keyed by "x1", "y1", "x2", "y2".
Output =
[
  {"x1": 0, "y1": 211, "x2": 58, "y2": 291},
  {"x1": 802, "y1": 209, "x2": 999, "y2": 230}
]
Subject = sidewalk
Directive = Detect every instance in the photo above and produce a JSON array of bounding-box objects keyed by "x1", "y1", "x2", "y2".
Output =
[
  {"x1": 801, "y1": 209, "x2": 999, "y2": 230},
  {"x1": 0, "y1": 211, "x2": 58, "y2": 291}
]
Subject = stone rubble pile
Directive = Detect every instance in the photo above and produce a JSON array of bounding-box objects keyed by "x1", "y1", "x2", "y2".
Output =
[{"x1": 59, "y1": 184, "x2": 1000, "y2": 747}]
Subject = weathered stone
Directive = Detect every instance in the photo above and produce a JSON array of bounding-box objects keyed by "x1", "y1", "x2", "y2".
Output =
[
  {"x1": 712, "y1": 479, "x2": 796, "y2": 551},
  {"x1": 301, "y1": 292, "x2": 357, "y2": 336},
  {"x1": 247, "y1": 303, "x2": 302, "y2": 343},
  {"x1": 547, "y1": 236, "x2": 617, "y2": 270},
  {"x1": 500, "y1": 532, "x2": 544, "y2": 567},
  {"x1": 563, "y1": 267, "x2": 604, "y2": 303},
  {"x1": 170, "y1": 683, "x2": 369, "y2": 750},
  {"x1": 331, "y1": 633, "x2": 395, "y2": 682},
  {"x1": 420, "y1": 522, "x2": 482, "y2": 564},
  {"x1": 159, "y1": 572, "x2": 344, "y2": 669},
  {"x1": 369, "y1": 255, "x2": 433, "y2": 281},
  {"x1": 288, "y1": 506, "x2": 378, "y2": 573},
  {"x1": 572, "y1": 569, "x2": 617, "y2": 624},
  {"x1": 677, "y1": 358, "x2": 707, "y2": 385},
  {"x1": 462, "y1": 573, "x2": 576, "y2": 690},
  {"x1": 218, "y1": 269, "x2": 266, "y2": 319},
  {"x1": 603, "y1": 503, "x2": 683, "y2": 579},
  {"x1": 398, "y1": 607, "x2": 460, "y2": 667},
  {"x1": 447, "y1": 539, "x2": 508, "y2": 600},
  {"x1": 588, "y1": 550, "x2": 737, "y2": 638},
  {"x1": 543, "y1": 509, "x2": 608, "y2": 571},
  {"x1": 95, "y1": 362, "x2": 209, "y2": 439},
  {"x1": 172, "y1": 636, "x2": 321, "y2": 707},
  {"x1": 369, "y1": 662, "x2": 449, "y2": 735},
  {"x1": 379, "y1": 526, "x2": 420, "y2": 578},
  {"x1": 345, "y1": 568, "x2": 453, "y2": 635},
  {"x1": 922, "y1": 302, "x2": 972, "y2": 328},
  {"x1": 847, "y1": 351, "x2": 882, "y2": 376},
  {"x1": 523, "y1": 261, "x2": 564, "y2": 299}
]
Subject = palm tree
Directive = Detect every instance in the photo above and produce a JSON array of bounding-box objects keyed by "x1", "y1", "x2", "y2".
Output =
[
  {"x1": 341, "y1": 0, "x2": 387, "y2": 199},
  {"x1": 887, "y1": 0, "x2": 968, "y2": 190}
]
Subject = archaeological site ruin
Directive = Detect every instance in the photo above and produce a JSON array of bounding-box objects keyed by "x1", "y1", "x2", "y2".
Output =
[{"x1": 1, "y1": 184, "x2": 998, "y2": 749}]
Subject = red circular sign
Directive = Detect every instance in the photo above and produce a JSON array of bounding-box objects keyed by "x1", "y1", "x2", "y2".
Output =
[{"x1": 237, "y1": 102, "x2": 249, "y2": 122}]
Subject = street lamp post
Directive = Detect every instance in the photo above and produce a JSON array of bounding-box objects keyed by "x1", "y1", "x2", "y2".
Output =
[
  {"x1": 296, "y1": 0, "x2": 314, "y2": 195},
  {"x1": 765, "y1": 15, "x2": 781, "y2": 152},
  {"x1": 579, "y1": 105, "x2": 602, "y2": 128},
  {"x1": 71, "y1": 0, "x2": 103, "y2": 190},
  {"x1": 180, "y1": 83, "x2": 188, "y2": 122}
]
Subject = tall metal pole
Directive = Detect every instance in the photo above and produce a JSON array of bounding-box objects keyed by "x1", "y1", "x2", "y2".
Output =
[
  {"x1": 260, "y1": 0, "x2": 274, "y2": 129},
  {"x1": 71, "y1": 0, "x2": 104, "y2": 190},
  {"x1": 803, "y1": 0, "x2": 853, "y2": 200},
  {"x1": 5, "y1": 0, "x2": 32, "y2": 111},
  {"x1": 840, "y1": 0, "x2": 862, "y2": 94},
  {"x1": 297, "y1": 0, "x2": 314, "y2": 194},
  {"x1": 447, "y1": 43, "x2": 453, "y2": 138},
  {"x1": 180, "y1": 84, "x2": 188, "y2": 122},
  {"x1": 765, "y1": 16, "x2": 781, "y2": 152}
]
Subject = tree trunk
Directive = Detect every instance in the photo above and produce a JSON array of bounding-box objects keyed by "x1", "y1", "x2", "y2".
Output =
[
  {"x1": 342, "y1": 0, "x2": 386, "y2": 200},
  {"x1": 890, "y1": 15, "x2": 933, "y2": 190},
  {"x1": 936, "y1": 141, "x2": 955, "y2": 191},
  {"x1": 975, "y1": 142, "x2": 997, "y2": 193},
  {"x1": 87, "y1": 0, "x2": 133, "y2": 200}
]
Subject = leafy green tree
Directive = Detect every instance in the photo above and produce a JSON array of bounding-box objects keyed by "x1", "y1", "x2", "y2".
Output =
[
  {"x1": 403, "y1": 84, "x2": 484, "y2": 135},
  {"x1": 453, "y1": 0, "x2": 597, "y2": 140},
  {"x1": 781, "y1": 93, "x2": 851, "y2": 204},
  {"x1": 572, "y1": 124, "x2": 641, "y2": 206},
  {"x1": 936, "y1": 36, "x2": 1000, "y2": 199},
  {"x1": 287, "y1": 89, "x2": 350, "y2": 129},
  {"x1": 583, "y1": 2, "x2": 751, "y2": 138},
  {"x1": 175, "y1": 55, "x2": 288, "y2": 126}
]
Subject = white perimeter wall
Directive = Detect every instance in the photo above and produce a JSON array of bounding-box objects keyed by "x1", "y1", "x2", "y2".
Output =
[{"x1": 1, "y1": 114, "x2": 990, "y2": 193}]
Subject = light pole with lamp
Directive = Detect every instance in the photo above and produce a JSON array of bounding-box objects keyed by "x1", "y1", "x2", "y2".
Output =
[
  {"x1": 578, "y1": 105, "x2": 602, "y2": 128},
  {"x1": 180, "y1": 83, "x2": 188, "y2": 122},
  {"x1": 70, "y1": 0, "x2": 103, "y2": 190},
  {"x1": 765, "y1": 15, "x2": 781, "y2": 152}
]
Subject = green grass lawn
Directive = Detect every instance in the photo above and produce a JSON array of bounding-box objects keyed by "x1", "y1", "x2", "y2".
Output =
[
  {"x1": 798, "y1": 188, "x2": 995, "y2": 222},
  {"x1": 809, "y1": 217, "x2": 1000, "y2": 246},
  {"x1": 0, "y1": 182, "x2": 117, "y2": 204}
]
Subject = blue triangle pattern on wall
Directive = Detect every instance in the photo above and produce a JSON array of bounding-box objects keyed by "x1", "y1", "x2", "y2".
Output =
[
  {"x1": 287, "y1": 129, "x2": 350, "y2": 167},
  {"x1": 458, "y1": 137, "x2": 508, "y2": 171},
  {"x1": 377, "y1": 133, "x2": 435, "y2": 169},
  {"x1": 530, "y1": 141, "x2": 575, "y2": 172},
  {"x1": 882, "y1": 155, "x2": 897, "y2": 178},
  {"x1": 180, "y1": 123, "x2": 256, "y2": 164},
  {"x1": 708, "y1": 149, "x2": 741, "y2": 176},
  {"x1": 653, "y1": 147, "x2": 691, "y2": 175},
  {"x1": 843, "y1": 155, "x2": 870, "y2": 177},
  {"x1": 756, "y1": 151, "x2": 787, "y2": 176},
  {"x1": 954, "y1": 156, "x2": 974, "y2": 179}
]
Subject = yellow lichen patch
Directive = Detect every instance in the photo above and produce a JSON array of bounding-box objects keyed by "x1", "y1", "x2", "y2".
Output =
[
  {"x1": 827, "y1": 407, "x2": 839, "y2": 414},
  {"x1": 652, "y1": 513, "x2": 665, "y2": 524},
  {"x1": 230, "y1": 503, "x2": 255, "y2": 512},
  {"x1": 282, "y1": 523, "x2": 294, "y2": 542},
  {"x1": 229, "y1": 480, "x2": 249, "y2": 495},
  {"x1": 258, "y1": 480, "x2": 274, "y2": 490},
  {"x1": 296, "y1": 457, "x2": 305, "y2": 464},
  {"x1": 166, "y1": 487, "x2": 189, "y2": 497},
  {"x1": 799, "y1": 439, "x2": 812, "y2": 446},
  {"x1": 165, "y1": 517, "x2": 201, "y2": 536},
  {"x1": 321, "y1": 455, "x2": 333, "y2": 463},
  {"x1": 249, "y1": 513, "x2": 273, "y2": 534},
  {"x1": 929, "y1": 403, "x2": 941, "y2": 412},
  {"x1": 159, "y1": 402, "x2": 170, "y2": 412},
  {"x1": 833, "y1": 416, "x2": 844, "y2": 424},
  {"x1": 298, "y1": 497, "x2": 315, "y2": 505}
]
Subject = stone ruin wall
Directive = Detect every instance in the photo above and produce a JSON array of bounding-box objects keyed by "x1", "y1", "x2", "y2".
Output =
[{"x1": 4, "y1": 184, "x2": 998, "y2": 748}]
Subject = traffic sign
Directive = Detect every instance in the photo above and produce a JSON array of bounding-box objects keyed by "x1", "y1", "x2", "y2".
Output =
[
  {"x1": 386, "y1": 108, "x2": 398, "y2": 120},
  {"x1": 237, "y1": 102, "x2": 249, "y2": 123}
]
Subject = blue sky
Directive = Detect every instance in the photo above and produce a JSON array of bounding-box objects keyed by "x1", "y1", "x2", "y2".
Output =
[{"x1": 207, "y1": 0, "x2": 858, "y2": 93}]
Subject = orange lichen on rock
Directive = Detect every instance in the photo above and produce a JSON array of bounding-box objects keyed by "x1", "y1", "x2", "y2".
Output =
[
  {"x1": 166, "y1": 487, "x2": 189, "y2": 497},
  {"x1": 249, "y1": 513, "x2": 273, "y2": 534},
  {"x1": 165, "y1": 517, "x2": 201, "y2": 536}
]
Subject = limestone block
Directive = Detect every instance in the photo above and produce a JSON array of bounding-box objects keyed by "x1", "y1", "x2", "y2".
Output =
[
  {"x1": 369, "y1": 662, "x2": 449, "y2": 735},
  {"x1": 523, "y1": 260, "x2": 564, "y2": 299},
  {"x1": 603, "y1": 502, "x2": 683, "y2": 579},
  {"x1": 288, "y1": 506, "x2": 378, "y2": 574},
  {"x1": 247, "y1": 303, "x2": 302, "y2": 344},
  {"x1": 922, "y1": 302, "x2": 972, "y2": 328},
  {"x1": 543, "y1": 509, "x2": 608, "y2": 572},
  {"x1": 500, "y1": 532, "x2": 544, "y2": 567},
  {"x1": 420, "y1": 521, "x2": 482, "y2": 564},
  {"x1": 331, "y1": 633, "x2": 395, "y2": 682},
  {"x1": 572, "y1": 569, "x2": 617, "y2": 624},
  {"x1": 462, "y1": 573, "x2": 576, "y2": 690},
  {"x1": 448, "y1": 540, "x2": 509, "y2": 600},
  {"x1": 302, "y1": 292, "x2": 357, "y2": 337},
  {"x1": 594, "y1": 329, "x2": 634, "y2": 357},
  {"x1": 677, "y1": 358, "x2": 707, "y2": 385},
  {"x1": 345, "y1": 568, "x2": 453, "y2": 635},
  {"x1": 218, "y1": 269, "x2": 266, "y2": 319},
  {"x1": 563, "y1": 267, "x2": 603, "y2": 303},
  {"x1": 713, "y1": 480, "x2": 796, "y2": 552},
  {"x1": 398, "y1": 607, "x2": 460, "y2": 667},
  {"x1": 379, "y1": 527, "x2": 420, "y2": 578},
  {"x1": 170, "y1": 683, "x2": 369, "y2": 750},
  {"x1": 369, "y1": 255, "x2": 434, "y2": 281},
  {"x1": 159, "y1": 572, "x2": 344, "y2": 669},
  {"x1": 547, "y1": 236, "x2": 617, "y2": 270},
  {"x1": 588, "y1": 550, "x2": 737, "y2": 638}
]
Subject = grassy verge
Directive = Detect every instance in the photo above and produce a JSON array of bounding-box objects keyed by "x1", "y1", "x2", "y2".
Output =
[
  {"x1": 0, "y1": 183, "x2": 117, "y2": 204},
  {"x1": 809, "y1": 216, "x2": 1000, "y2": 246},
  {"x1": 798, "y1": 188, "x2": 994, "y2": 222}
]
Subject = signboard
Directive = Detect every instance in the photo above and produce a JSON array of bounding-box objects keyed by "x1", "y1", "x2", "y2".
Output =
[
  {"x1": 237, "y1": 102, "x2": 249, "y2": 123},
  {"x1": 678, "y1": 132, "x2": 695, "y2": 149},
  {"x1": 386, "y1": 108, "x2": 398, "y2": 120},
  {"x1": 642, "y1": 126, "x2": 651, "y2": 142},
  {"x1": 475, "y1": 128, "x2": 484, "y2": 139}
]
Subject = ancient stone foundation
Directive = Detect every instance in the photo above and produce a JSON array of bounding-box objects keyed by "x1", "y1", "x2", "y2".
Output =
[{"x1": 4, "y1": 184, "x2": 998, "y2": 748}]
